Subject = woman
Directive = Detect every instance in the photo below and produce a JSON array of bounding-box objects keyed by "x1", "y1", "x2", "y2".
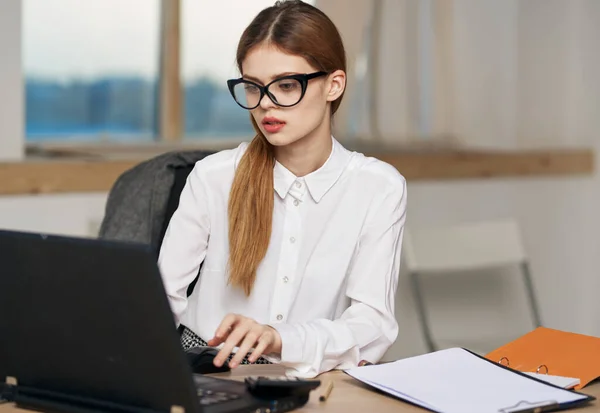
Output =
[{"x1": 158, "y1": 0, "x2": 407, "y2": 378}]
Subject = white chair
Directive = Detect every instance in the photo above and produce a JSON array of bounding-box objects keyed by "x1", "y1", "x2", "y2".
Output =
[{"x1": 404, "y1": 219, "x2": 542, "y2": 353}]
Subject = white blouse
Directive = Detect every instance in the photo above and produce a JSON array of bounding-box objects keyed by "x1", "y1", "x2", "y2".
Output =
[{"x1": 157, "y1": 137, "x2": 407, "y2": 377}]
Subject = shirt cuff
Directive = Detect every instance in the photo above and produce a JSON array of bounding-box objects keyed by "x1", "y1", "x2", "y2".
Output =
[{"x1": 269, "y1": 322, "x2": 304, "y2": 364}]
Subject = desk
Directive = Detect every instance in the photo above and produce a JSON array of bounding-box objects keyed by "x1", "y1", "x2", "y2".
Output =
[{"x1": 1, "y1": 365, "x2": 600, "y2": 413}]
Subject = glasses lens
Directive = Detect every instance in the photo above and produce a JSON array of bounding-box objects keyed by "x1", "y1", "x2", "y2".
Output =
[
  {"x1": 268, "y1": 78, "x2": 303, "y2": 106},
  {"x1": 232, "y1": 81, "x2": 261, "y2": 109}
]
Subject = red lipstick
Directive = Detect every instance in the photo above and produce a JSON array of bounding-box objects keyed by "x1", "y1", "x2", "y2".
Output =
[{"x1": 262, "y1": 117, "x2": 286, "y2": 133}]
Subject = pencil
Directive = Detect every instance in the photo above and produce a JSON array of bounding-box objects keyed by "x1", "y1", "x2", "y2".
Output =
[{"x1": 319, "y1": 380, "x2": 334, "y2": 402}]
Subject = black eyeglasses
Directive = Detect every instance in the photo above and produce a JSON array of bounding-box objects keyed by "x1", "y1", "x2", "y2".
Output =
[{"x1": 227, "y1": 71, "x2": 328, "y2": 110}]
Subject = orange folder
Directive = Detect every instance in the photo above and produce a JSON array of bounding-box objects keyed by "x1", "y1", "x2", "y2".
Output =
[{"x1": 485, "y1": 327, "x2": 600, "y2": 389}]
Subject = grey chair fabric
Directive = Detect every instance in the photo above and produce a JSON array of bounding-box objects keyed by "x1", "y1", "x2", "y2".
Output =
[{"x1": 98, "y1": 150, "x2": 213, "y2": 252}]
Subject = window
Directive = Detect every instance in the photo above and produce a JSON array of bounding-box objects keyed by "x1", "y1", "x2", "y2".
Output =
[
  {"x1": 23, "y1": 0, "x2": 160, "y2": 142},
  {"x1": 181, "y1": 0, "x2": 316, "y2": 139},
  {"x1": 23, "y1": 0, "x2": 322, "y2": 144}
]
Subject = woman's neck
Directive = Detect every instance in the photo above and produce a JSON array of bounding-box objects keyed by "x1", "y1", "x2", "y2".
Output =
[{"x1": 274, "y1": 129, "x2": 332, "y2": 177}]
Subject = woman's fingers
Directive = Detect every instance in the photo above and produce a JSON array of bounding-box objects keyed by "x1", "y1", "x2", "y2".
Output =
[
  {"x1": 229, "y1": 325, "x2": 264, "y2": 368},
  {"x1": 248, "y1": 333, "x2": 272, "y2": 364},
  {"x1": 207, "y1": 313, "x2": 239, "y2": 346},
  {"x1": 213, "y1": 319, "x2": 253, "y2": 366},
  {"x1": 208, "y1": 315, "x2": 280, "y2": 368}
]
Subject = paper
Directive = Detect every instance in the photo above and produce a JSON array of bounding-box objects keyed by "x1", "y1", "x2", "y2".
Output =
[
  {"x1": 524, "y1": 372, "x2": 580, "y2": 389},
  {"x1": 345, "y1": 348, "x2": 590, "y2": 413}
]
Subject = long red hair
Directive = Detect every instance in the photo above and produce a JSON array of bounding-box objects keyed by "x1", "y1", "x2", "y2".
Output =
[{"x1": 227, "y1": 0, "x2": 347, "y2": 295}]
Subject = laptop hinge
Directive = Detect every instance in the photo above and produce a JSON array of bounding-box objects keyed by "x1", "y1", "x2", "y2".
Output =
[
  {"x1": 1, "y1": 376, "x2": 18, "y2": 403},
  {"x1": 10, "y1": 384, "x2": 171, "y2": 413},
  {"x1": 170, "y1": 405, "x2": 185, "y2": 413}
]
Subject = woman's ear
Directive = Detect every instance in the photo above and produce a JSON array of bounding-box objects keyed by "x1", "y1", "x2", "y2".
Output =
[{"x1": 326, "y1": 69, "x2": 346, "y2": 102}]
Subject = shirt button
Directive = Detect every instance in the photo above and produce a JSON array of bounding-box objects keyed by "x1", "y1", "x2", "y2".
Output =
[
  {"x1": 295, "y1": 181, "x2": 302, "y2": 188},
  {"x1": 289, "y1": 237, "x2": 296, "y2": 243},
  {"x1": 283, "y1": 276, "x2": 289, "y2": 283},
  {"x1": 293, "y1": 199, "x2": 299, "y2": 206},
  {"x1": 277, "y1": 314, "x2": 283, "y2": 321}
]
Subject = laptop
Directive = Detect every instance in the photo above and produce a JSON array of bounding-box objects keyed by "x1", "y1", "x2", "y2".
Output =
[{"x1": 0, "y1": 229, "x2": 313, "y2": 413}]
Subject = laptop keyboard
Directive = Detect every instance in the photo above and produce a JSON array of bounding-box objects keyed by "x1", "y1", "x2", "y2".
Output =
[
  {"x1": 193, "y1": 374, "x2": 244, "y2": 406},
  {"x1": 196, "y1": 388, "x2": 241, "y2": 406}
]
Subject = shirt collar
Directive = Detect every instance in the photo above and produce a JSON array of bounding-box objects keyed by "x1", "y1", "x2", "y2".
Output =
[{"x1": 273, "y1": 137, "x2": 352, "y2": 203}]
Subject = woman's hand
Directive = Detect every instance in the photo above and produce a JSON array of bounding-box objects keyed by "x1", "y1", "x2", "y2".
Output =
[{"x1": 207, "y1": 313, "x2": 282, "y2": 368}]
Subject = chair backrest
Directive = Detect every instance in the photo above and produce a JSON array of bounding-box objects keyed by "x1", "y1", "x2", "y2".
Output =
[
  {"x1": 99, "y1": 150, "x2": 213, "y2": 250},
  {"x1": 404, "y1": 219, "x2": 527, "y2": 274},
  {"x1": 99, "y1": 150, "x2": 213, "y2": 296}
]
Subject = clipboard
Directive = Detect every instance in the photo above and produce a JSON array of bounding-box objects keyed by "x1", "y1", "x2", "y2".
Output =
[
  {"x1": 498, "y1": 400, "x2": 576, "y2": 413},
  {"x1": 345, "y1": 347, "x2": 595, "y2": 413}
]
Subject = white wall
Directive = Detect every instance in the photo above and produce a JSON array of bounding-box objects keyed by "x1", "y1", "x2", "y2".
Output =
[
  {"x1": 388, "y1": 162, "x2": 600, "y2": 360},
  {"x1": 0, "y1": 0, "x2": 23, "y2": 160},
  {"x1": 0, "y1": 193, "x2": 108, "y2": 238}
]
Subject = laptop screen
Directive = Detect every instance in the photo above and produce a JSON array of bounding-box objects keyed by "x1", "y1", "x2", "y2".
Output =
[{"x1": 0, "y1": 230, "x2": 200, "y2": 413}]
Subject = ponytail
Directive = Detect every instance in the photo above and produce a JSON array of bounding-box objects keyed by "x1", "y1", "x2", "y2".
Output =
[{"x1": 227, "y1": 119, "x2": 275, "y2": 296}]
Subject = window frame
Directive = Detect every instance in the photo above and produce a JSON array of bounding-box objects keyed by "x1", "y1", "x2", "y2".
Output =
[
  {"x1": 14, "y1": 0, "x2": 184, "y2": 157},
  {"x1": 16, "y1": 0, "x2": 270, "y2": 156},
  {"x1": 0, "y1": 0, "x2": 24, "y2": 161}
]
